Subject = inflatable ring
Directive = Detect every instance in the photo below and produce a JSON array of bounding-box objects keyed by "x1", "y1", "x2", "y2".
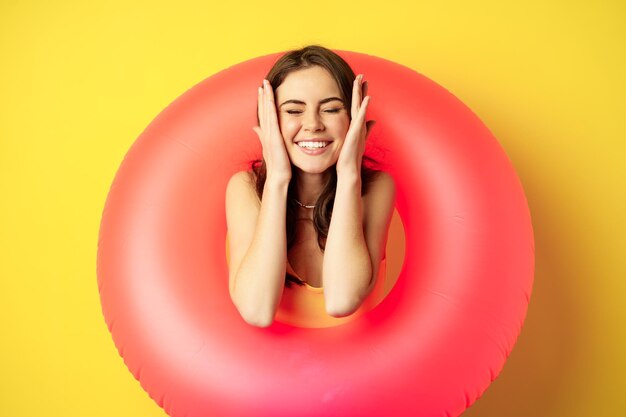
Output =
[{"x1": 97, "y1": 50, "x2": 534, "y2": 417}]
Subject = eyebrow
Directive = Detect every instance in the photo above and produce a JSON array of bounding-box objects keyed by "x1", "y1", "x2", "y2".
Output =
[{"x1": 279, "y1": 97, "x2": 344, "y2": 108}]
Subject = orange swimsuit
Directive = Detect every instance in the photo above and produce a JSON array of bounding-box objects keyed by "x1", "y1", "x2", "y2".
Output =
[{"x1": 275, "y1": 256, "x2": 388, "y2": 328}]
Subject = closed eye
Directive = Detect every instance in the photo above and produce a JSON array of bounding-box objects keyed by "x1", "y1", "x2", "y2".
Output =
[{"x1": 285, "y1": 108, "x2": 343, "y2": 115}]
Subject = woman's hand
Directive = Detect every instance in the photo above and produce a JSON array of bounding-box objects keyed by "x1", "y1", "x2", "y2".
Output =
[
  {"x1": 336, "y1": 74, "x2": 375, "y2": 176},
  {"x1": 252, "y1": 79, "x2": 292, "y2": 183}
]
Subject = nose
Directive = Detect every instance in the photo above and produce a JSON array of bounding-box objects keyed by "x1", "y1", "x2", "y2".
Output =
[{"x1": 303, "y1": 110, "x2": 324, "y2": 132}]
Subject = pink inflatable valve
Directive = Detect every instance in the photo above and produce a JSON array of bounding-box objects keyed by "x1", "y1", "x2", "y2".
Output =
[{"x1": 97, "y1": 50, "x2": 534, "y2": 417}]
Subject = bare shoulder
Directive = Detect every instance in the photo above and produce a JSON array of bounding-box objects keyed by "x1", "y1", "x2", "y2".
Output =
[
  {"x1": 362, "y1": 171, "x2": 396, "y2": 230},
  {"x1": 225, "y1": 170, "x2": 261, "y2": 295},
  {"x1": 227, "y1": 170, "x2": 256, "y2": 191},
  {"x1": 363, "y1": 171, "x2": 396, "y2": 203},
  {"x1": 226, "y1": 170, "x2": 260, "y2": 207},
  {"x1": 225, "y1": 170, "x2": 261, "y2": 238},
  {"x1": 362, "y1": 171, "x2": 396, "y2": 235},
  {"x1": 361, "y1": 171, "x2": 396, "y2": 294}
]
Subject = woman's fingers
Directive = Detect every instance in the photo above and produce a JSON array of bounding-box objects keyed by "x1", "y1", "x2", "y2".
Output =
[
  {"x1": 256, "y1": 80, "x2": 278, "y2": 137},
  {"x1": 351, "y1": 75, "x2": 372, "y2": 121},
  {"x1": 355, "y1": 96, "x2": 372, "y2": 142},
  {"x1": 254, "y1": 80, "x2": 292, "y2": 178},
  {"x1": 351, "y1": 74, "x2": 363, "y2": 118},
  {"x1": 257, "y1": 85, "x2": 265, "y2": 131},
  {"x1": 356, "y1": 95, "x2": 370, "y2": 124},
  {"x1": 263, "y1": 80, "x2": 280, "y2": 128}
]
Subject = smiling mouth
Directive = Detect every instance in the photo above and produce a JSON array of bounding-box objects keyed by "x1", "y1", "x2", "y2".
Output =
[{"x1": 297, "y1": 141, "x2": 330, "y2": 149}]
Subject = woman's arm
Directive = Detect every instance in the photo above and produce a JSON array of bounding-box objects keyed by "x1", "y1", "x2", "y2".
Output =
[
  {"x1": 323, "y1": 74, "x2": 395, "y2": 316},
  {"x1": 226, "y1": 171, "x2": 289, "y2": 327},
  {"x1": 322, "y1": 170, "x2": 396, "y2": 317},
  {"x1": 322, "y1": 171, "x2": 370, "y2": 316},
  {"x1": 226, "y1": 80, "x2": 293, "y2": 327}
]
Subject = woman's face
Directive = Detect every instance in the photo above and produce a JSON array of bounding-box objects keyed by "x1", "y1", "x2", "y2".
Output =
[{"x1": 274, "y1": 65, "x2": 350, "y2": 175}]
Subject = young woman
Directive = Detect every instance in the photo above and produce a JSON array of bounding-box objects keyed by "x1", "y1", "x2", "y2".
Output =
[{"x1": 226, "y1": 45, "x2": 396, "y2": 327}]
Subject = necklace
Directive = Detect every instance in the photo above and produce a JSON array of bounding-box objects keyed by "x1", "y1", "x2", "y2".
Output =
[{"x1": 294, "y1": 199, "x2": 315, "y2": 209}]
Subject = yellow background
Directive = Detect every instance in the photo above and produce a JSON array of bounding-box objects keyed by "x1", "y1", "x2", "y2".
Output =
[{"x1": 1, "y1": 0, "x2": 624, "y2": 416}]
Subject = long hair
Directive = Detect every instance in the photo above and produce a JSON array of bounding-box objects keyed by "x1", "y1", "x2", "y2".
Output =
[{"x1": 249, "y1": 45, "x2": 383, "y2": 287}]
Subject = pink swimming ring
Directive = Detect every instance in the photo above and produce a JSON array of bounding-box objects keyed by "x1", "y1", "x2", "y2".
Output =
[{"x1": 97, "y1": 50, "x2": 534, "y2": 417}]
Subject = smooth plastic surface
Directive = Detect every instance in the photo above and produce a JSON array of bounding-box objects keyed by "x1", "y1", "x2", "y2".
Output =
[{"x1": 97, "y1": 50, "x2": 535, "y2": 417}]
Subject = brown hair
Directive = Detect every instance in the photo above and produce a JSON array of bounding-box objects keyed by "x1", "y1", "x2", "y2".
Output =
[{"x1": 249, "y1": 45, "x2": 383, "y2": 287}]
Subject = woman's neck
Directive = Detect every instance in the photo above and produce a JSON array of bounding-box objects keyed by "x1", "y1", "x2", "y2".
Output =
[{"x1": 294, "y1": 169, "x2": 330, "y2": 205}]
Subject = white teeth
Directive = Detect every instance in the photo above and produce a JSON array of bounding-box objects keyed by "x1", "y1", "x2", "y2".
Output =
[{"x1": 298, "y1": 141, "x2": 329, "y2": 149}]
